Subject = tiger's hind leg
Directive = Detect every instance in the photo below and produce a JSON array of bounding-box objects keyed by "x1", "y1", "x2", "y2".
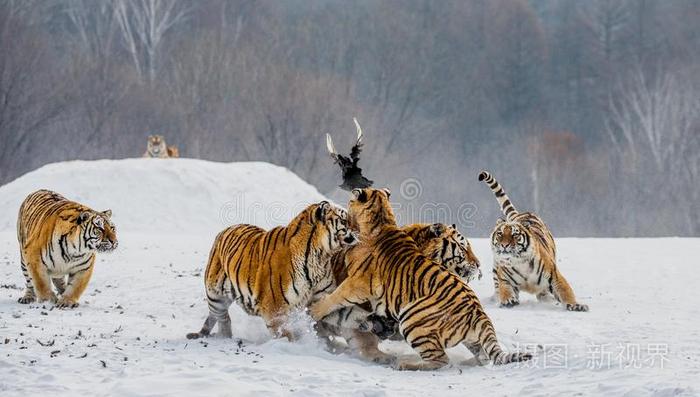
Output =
[
  {"x1": 549, "y1": 269, "x2": 588, "y2": 312},
  {"x1": 468, "y1": 318, "x2": 532, "y2": 365},
  {"x1": 22, "y1": 250, "x2": 57, "y2": 304},
  {"x1": 18, "y1": 260, "x2": 36, "y2": 304},
  {"x1": 397, "y1": 333, "x2": 449, "y2": 371},
  {"x1": 187, "y1": 289, "x2": 232, "y2": 339},
  {"x1": 464, "y1": 342, "x2": 489, "y2": 366},
  {"x1": 186, "y1": 314, "x2": 218, "y2": 339}
]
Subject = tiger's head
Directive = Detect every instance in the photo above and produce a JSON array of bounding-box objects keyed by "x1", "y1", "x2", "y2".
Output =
[
  {"x1": 77, "y1": 209, "x2": 118, "y2": 253},
  {"x1": 417, "y1": 223, "x2": 482, "y2": 283},
  {"x1": 348, "y1": 188, "x2": 396, "y2": 237},
  {"x1": 147, "y1": 135, "x2": 167, "y2": 156},
  {"x1": 311, "y1": 201, "x2": 358, "y2": 252},
  {"x1": 490, "y1": 219, "x2": 531, "y2": 257}
]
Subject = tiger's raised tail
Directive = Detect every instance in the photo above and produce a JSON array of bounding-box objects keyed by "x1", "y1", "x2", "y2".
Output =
[{"x1": 478, "y1": 171, "x2": 518, "y2": 222}]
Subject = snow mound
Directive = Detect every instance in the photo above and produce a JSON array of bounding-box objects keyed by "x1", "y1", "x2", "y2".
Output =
[{"x1": 0, "y1": 159, "x2": 327, "y2": 234}]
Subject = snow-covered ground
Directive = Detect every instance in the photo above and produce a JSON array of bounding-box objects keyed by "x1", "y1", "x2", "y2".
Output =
[{"x1": 0, "y1": 160, "x2": 698, "y2": 396}]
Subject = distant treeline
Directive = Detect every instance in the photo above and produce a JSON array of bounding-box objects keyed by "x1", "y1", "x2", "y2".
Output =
[{"x1": 1, "y1": 0, "x2": 698, "y2": 236}]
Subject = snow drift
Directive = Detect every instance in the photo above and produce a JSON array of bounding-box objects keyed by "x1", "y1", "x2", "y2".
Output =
[{"x1": 0, "y1": 159, "x2": 328, "y2": 234}]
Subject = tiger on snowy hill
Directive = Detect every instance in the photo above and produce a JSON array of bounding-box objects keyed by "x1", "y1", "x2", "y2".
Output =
[{"x1": 143, "y1": 134, "x2": 179, "y2": 158}]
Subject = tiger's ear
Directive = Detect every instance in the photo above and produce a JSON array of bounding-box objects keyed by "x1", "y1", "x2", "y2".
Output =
[
  {"x1": 429, "y1": 223, "x2": 446, "y2": 237},
  {"x1": 77, "y1": 211, "x2": 91, "y2": 225},
  {"x1": 352, "y1": 188, "x2": 367, "y2": 203},
  {"x1": 102, "y1": 209, "x2": 112, "y2": 219},
  {"x1": 382, "y1": 188, "x2": 391, "y2": 198},
  {"x1": 315, "y1": 201, "x2": 330, "y2": 222}
]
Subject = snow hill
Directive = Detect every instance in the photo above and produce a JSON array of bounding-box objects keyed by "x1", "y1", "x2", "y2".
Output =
[
  {"x1": 0, "y1": 159, "x2": 327, "y2": 235},
  {"x1": 0, "y1": 160, "x2": 698, "y2": 396}
]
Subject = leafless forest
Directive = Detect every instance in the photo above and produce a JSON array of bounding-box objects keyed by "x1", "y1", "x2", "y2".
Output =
[{"x1": 1, "y1": 0, "x2": 698, "y2": 236}]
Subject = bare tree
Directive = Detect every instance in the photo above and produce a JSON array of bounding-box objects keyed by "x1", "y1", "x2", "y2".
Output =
[
  {"x1": 63, "y1": 1, "x2": 132, "y2": 144},
  {"x1": 579, "y1": 0, "x2": 632, "y2": 63},
  {"x1": 0, "y1": 1, "x2": 68, "y2": 181},
  {"x1": 606, "y1": 66, "x2": 700, "y2": 233},
  {"x1": 115, "y1": 0, "x2": 190, "y2": 84},
  {"x1": 607, "y1": 67, "x2": 698, "y2": 171}
]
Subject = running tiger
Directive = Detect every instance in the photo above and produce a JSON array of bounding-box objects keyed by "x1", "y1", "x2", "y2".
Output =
[
  {"x1": 143, "y1": 134, "x2": 179, "y2": 158},
  {"x1": 309, "y1": 188, "x2": 531, "y2": 370},
  {"x1": 187, "y1": 201, "x2": 358, "y2": 341},
  {"x1": 17, "y1": 190, "x2": 118, "y2": 308},
  {"x1": 478, "y1": 171, "x2": 588, "y2": 312}
]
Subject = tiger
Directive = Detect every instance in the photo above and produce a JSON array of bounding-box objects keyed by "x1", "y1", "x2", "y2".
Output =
[
  {"x1": 17, "y1": 190, "x2": 118, "y2": 308},
  {"x1": 309, "y1": 188, "x2": 532, "y2": 370},
  {"x1": 186, "y1": 201, "x2": 358, "y2": 341},
  {"x1": 143, "y1": 134, "x2": 179, "y2": 158},
  {"x1": 322, "y1": 222, "x2": 482, "y2": 333},
  {"x1": 478, "y1": 170, "x2": 588, "y2": 312},
  {"x1": 402, "y1": 223, "x2": 481, "y2": 283},
  {"x1": 316, "y1": 222, "x2": 482, "y2": 363}
]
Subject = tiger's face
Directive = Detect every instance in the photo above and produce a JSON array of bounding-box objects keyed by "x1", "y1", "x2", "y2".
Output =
[
  {"x1": 491, "y1": 220, "x2": 530, "y2": 256},
  {"x1": 314, "y1": 201, "x2": 358, "y2": 251},
  {"x1": 348, "y1": 188, "x2": 396, "y2": 236},
  {"x1": 147, "y1": 135, "x2": 167, "y2": 156},
  {"x1": 78, "y1": 210, "x2": 118, "y2": 253},
  {"x1": 424, "y1": 224, "x2": 482, "y2": 282}
]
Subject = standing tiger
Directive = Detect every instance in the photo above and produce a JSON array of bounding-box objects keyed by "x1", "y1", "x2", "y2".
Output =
[
  {"x1": 186, "y1": 201, "x2": 358, "y2": 341},
  {"x1": 309, "y1": 188, "x2": 532, "y2": 370},
  {"x1": 143, "y1": 134, "x2": 179, "y2": 158},
  {"x1": 478, "y1": 171, "x2": 588, "y2": 312},
  {"x1": 17, "y1": 190, "x2": 118, "y2": 308}
]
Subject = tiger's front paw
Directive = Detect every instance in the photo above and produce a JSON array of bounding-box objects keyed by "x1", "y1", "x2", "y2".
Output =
[
  {"x1": 566, "y1": 303, "x2": 589, "y2": 312},
  {"x1": 56, "y1": 298, "x2": 79, "y2": 309},
  {"x1": 499, "y1": 298, "x2": 520, "y2": 308}
]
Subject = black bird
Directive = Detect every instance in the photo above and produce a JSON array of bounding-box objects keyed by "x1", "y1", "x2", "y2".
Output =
[{"x1": 326, "y1": 118, "x2": 374, "y2": 191}]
